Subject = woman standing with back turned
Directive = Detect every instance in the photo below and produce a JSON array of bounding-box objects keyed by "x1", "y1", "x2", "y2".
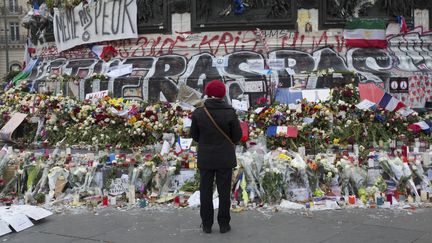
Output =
[{"x1": 190, "y1": 79, "x2": 242, "y2": 234}]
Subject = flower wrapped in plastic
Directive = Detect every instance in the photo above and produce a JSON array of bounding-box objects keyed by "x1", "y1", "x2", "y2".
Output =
[
  {"x1": 410, "y1": 160, "x2": 432, "y2": 193},
  {"x1": 338, "y1": 158, "x2": 367, "y2": 196},
  {"x1": 379, "y1": 154, "x2": 418, "y2": 196},
  {"x1": 237, "y1": 151, "x2": 263, "y2": 201},
  {"x1": 286, "y1": 150, "x2": 311, "y2": 200},
  {"x1": 153, "y1": 165, "x2": 176, "y2": 197}
]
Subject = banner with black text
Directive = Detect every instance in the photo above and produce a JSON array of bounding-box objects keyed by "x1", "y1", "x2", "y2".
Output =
[{"x1": 53, "y1": 0, "x2": 138, "y2": 52}]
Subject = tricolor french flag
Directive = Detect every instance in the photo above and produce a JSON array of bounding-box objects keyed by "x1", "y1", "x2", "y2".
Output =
[
  {"x1": 91, "y1": 45, "x2": 118, "y2": 60},
  {"x1": 408, "y1": 121, "x2": 432, "y2": 133},
  {"x1": 378, "y1": 93, "x2": 405, "y2": 112},
  {"x1": 358, "y1": 83, "x2": 410, "y2": 115},
  {"x1": 266, "y1": 126, "x2": 298, "y2": 137},
  {"x1": 33, "y1": 3, "x2": 40, "y2": 16},
  {"x1": 174, "y1": 137, "x2": 183, "y2": 155},
  {"x1": 397, "y1": 16, "x2": 408, "y2": 34}
]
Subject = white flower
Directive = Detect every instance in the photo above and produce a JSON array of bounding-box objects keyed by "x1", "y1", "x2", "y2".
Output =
[
  {"x1": 104, "y1": 118, "x2": 110, "y2": 123},
  {"x1": 272, "y1": 168, "x2": 280, "y2": 174}
]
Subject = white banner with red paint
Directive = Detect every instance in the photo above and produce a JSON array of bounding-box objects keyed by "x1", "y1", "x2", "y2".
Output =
[{"x1": 53, "y1": 0, "x2": 138, "y2": 52}]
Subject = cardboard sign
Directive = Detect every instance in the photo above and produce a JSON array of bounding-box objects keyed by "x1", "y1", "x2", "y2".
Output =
[
  {"x1": 0, "y1": 112, "x2": 28, "y2": 142},
  {"x1": 109, "y1": 175, "x2": 129, "y2": 195},
  {"x1": 0, "y1": 220, "x2": 12, "y2": 236},
  {"x1": 1, "y1": 213, "x2": 33, "y2": 232},
  {"x1": 11, "y1": 205, "x2": 53, "y2": 221},
  {"x1": 85, "y1": 90, "x2": 109, "y2": 101},
  {"x1": 53, "y1": 0, "x2": 138, "y2": 52},
  {"x1": 180, "y1": 138, "x2": 193, "y2": 150},
  {"x1": 389, "y1": 77, "x2": 409, "y2": 93}
]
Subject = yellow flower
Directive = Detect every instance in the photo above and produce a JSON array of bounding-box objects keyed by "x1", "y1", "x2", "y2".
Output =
[
  {"x1": 108, "y1": 98, "x2": 124, "y2": 107},
  {"x1": 128, "y1": 116, "x2": 137, "y2": 124},
  {"x1": 277, "y1": 154, "x2": 291, "y2": 161},
  {"x1": 333, "y1": 138, "x2": 340, "y2": 145}
]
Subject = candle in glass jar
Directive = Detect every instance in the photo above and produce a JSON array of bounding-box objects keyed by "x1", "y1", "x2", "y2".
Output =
[
  {"x1": 421, "y1": 191, "x2": 428, "y2": 202},
  {"x1": 407, "y1": 195, "x2": 414, "y2": 204}
]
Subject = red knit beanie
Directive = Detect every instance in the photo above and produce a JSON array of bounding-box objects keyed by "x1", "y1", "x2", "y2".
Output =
[{"x1": 205, "y1": 80, "x2": 226, "y2": 98}]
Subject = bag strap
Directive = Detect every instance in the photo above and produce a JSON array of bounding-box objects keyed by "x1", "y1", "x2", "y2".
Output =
[{"x1": 203, "y1": 106, "x2": 235, "y2": 147}]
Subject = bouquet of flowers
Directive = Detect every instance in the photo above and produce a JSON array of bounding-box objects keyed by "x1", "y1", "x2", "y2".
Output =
[{"x1": 379, "y1": 155, "x2": 417, "y2": 196}]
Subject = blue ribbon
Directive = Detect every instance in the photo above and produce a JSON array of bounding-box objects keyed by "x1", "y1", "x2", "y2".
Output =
[{"x1": 233, "y1": 0, "x2": 245, "y2": 14}]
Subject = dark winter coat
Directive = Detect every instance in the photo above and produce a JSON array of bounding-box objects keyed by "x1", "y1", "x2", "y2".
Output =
[{"x1": 190, "y1": 98, "x2": 242, "y2": 169}]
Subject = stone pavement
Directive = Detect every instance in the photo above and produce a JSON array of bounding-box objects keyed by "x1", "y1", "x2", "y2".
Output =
[{"x1": 2, "y1": 207, "x2": 432, "y2": 243}]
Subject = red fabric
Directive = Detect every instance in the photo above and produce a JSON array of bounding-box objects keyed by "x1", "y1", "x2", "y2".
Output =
[
  {"x1": 358, "y1": 83, "x2": 385, "y2": 103},
  {"x1": 100, "y1": 46, "x2": 118, "y2": 60},
  {"x1": 394, "y1": 101, "x2": 406, "y2": 112},
  {"x1": 407, "y1": 124, "x2": 422, "y2": 133},
  {"x1": 240, "y1": 121, "x2": 249, "y2": 142},
  {"x1": 287, "y1": 126, "x2": 298, "y2": 138},
  {"x1": 346, "y1": 39, "x2": 387, "y2": 49},
  {"x1": 205, "y1": 80, "x2": 226, "y2": 98}
]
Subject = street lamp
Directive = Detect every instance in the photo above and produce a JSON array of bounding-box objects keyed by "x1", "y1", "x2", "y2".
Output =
[{"x1": 2, "y1": 0, "x2": 10, "y2": 73}]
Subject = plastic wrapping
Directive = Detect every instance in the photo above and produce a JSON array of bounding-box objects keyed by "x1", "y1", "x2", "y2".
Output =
[
  {"x1": 237, "y1": 151, "x2": 263, "y2": 200},
  {"x1": 340, "y1": 158, "x2": 366, "y2": 196},
  {"x1": 153, "y1": 166, "x2": 175, "y2": 196}
]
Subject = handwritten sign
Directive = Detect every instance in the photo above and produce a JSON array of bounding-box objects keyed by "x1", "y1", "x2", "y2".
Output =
[
  {"x1": 53, "y1": 0, "x2": 138, "y2": 52},
  {"x1": 232, "y1": 99, "x2": 249, "y2": 111},
  {"x1": 85, "y1": 90, "x2": 109, "y2": 101},
  {"x1": 180, "y1": 138, "x2": 193, "y2": 150},
  {"x1": 109, "y1": 176, "x2": 129, "y2": 195},
  {"x1": 0, "y1": 112, "x2": 27, "y2": 142}
]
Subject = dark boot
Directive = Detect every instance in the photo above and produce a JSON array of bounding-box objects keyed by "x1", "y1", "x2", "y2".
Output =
[
  {"x1": 219, "y1": 224, "x2": 231, "y2": 233},
  {"x1": 201, "y1": 224, "x2": 212, "y2": 234}
]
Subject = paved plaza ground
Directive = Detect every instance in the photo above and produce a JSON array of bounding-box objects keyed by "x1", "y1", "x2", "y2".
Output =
[{"x1": 2, "y1": 206, "x2": 432, "y2": 243}]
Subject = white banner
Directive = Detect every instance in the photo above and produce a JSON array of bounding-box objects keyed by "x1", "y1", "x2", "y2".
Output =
[{"x1": 53, "y1": 0, "x2": 138, "y2": 52}]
